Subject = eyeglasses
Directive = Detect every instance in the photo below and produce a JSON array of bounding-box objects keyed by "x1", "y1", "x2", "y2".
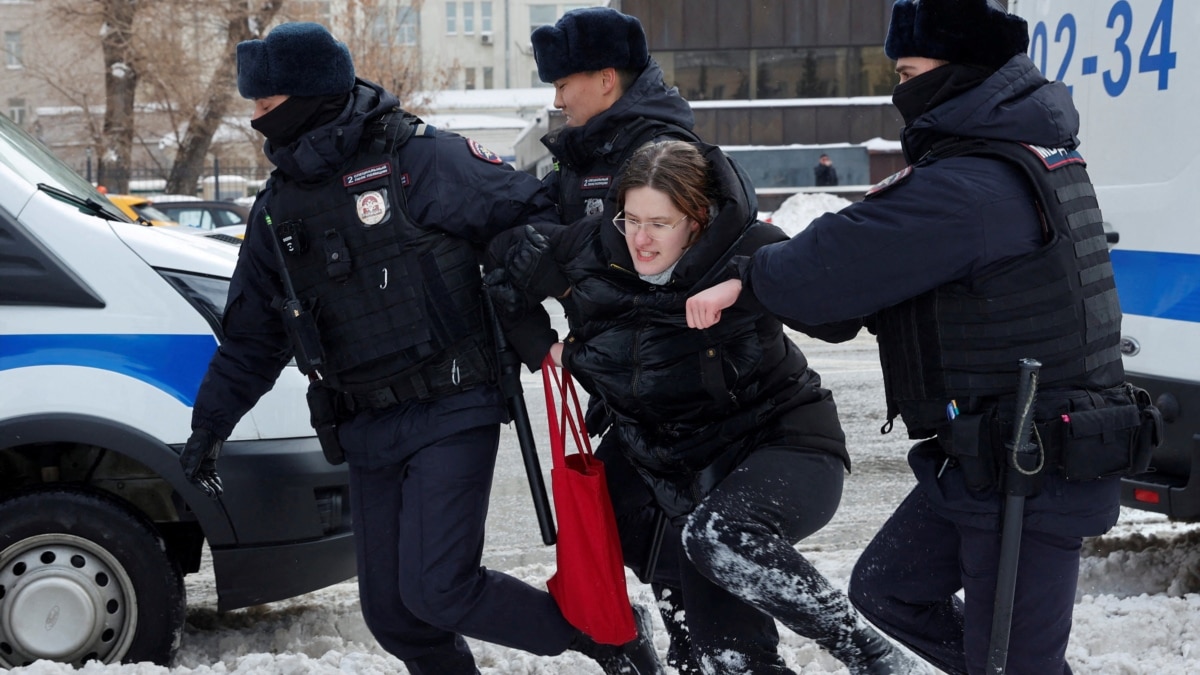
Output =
[{"x1": 611, "y1": 211, "x2": 689, "y2": 240}]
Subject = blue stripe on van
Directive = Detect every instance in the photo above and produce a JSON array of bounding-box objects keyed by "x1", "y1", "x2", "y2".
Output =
[
  {"x1": 0, "y1": 334, "x2": 218, "y2": 406},
  {"x1": 1112, "y1": 250, "x2": 1200, "y2": 324}
]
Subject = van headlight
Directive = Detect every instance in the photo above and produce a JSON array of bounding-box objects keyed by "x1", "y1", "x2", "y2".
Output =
[{"x1": 157, "y1": 269, "x2": 230, "y2": 340}]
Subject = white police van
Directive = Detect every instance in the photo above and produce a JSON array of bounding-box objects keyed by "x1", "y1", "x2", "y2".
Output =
[
  {"x1": 1012, "y1": 0, "x2": 1199, "y2": 518},
  {"x1": 0, "y1": 114, "x2": 355, "y2": 666}
]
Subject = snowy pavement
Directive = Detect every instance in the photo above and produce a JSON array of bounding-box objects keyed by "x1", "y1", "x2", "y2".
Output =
[{"x1": 9, "y1": 331, "x2": 1200, "y2": 675}]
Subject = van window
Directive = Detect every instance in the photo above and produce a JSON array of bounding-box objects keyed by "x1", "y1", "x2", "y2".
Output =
[{"x1": 0, "y1": 114, "x2": 97, "y2": 199}]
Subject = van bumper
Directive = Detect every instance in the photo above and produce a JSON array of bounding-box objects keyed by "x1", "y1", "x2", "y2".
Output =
[
  {"x1": 206, "y1": 435, "x2": 357, "y2": 611},
  {"x1": 211, "y1": 530, "x2": 357, "y2": 611},
  {"x1": 1120, "y1": 373, "x2": 1200, "y2": 520}
]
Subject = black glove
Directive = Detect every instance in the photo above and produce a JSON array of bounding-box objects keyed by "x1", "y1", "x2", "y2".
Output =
[
  {"x1": 483, "y1": 268, "x2": 531, "y2": 323},
  {"x1": 180, "y1": 428, "x2": 224, "y2": 499},
  {"x1": 507, "y1": 225, "x2": 569, "y2": 298}
]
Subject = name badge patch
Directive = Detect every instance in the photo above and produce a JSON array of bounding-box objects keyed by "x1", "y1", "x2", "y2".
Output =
[
  {"x1": 356, "y1": 190, "x2": 389, "y2": 226},
  {"x1": 344, "y1": 162, "x2": 392, "y2": 187},
  {"x1": 581, "y1": 175, "x2": 612, "y2": 190}
]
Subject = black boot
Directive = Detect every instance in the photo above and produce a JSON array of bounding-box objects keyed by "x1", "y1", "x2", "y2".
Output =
[
  {"x1": 836, "y1": 624, "x2": 930, "y2": 675},
  {"x1": 652, "y1": 583, "x2": 698, "y2": 673},
  {"x1": 568, "y1": 604, "x2": 664, "y2": 675}
]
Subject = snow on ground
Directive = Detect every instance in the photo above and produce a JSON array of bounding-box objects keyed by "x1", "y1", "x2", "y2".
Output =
[
  {"x1": 10, "y1": 511, "x2": 1200, "y2": 675},
  {"x1": 766, "y1": 192, "x2": 854, "y2": 236}
]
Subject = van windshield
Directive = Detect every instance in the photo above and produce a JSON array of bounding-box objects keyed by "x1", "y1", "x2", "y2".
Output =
[{"x1": 0, "y1": 114, "x2": 105, "y2": 202}]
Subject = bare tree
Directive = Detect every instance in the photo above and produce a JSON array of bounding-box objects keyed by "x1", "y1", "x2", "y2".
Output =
[
  {"x1": 287, "y1": 0, "x2": 460, "y2": 115},
  {"x1": 16, "y1": 0, "x2": 457, "y2": 195},
  {"x1": 95, "y1": 0, "x2": 140, "y2": 192},
  {"x1": 164, "y1": 0, "x2": 285, "y2": 196}
]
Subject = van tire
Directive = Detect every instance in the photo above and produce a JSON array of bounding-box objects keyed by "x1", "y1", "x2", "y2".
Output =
[{"x1": 0, "y1": 486, "x2": 185, "y2": 667}]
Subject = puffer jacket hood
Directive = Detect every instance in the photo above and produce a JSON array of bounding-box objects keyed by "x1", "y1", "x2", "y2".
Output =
[
  {"x1": 901, "y1": 54, "x2": 1079, "y2": 163},
  {"x1": 554, "y1": 143, "x2": 848, "y2": 519},
  {"x1": 541, "y1": 59, "x2": 694, "y2": 172},
  {"x1": 264, "y1": 78, "x2": 401, "y2": 181}
]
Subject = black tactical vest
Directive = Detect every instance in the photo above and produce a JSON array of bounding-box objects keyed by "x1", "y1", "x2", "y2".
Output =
[
  {"x1": 552, "y1": 117, "x2": 698, "y2": 223},
  {"x1": 265, "y1": 114, "x2": 494, "y2": 399},
  {"x1": 874, "y1": 140, "x2": 1124, "y2": 438}
]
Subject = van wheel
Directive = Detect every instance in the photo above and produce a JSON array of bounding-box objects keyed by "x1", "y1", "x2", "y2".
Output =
[{"x1": 0, "y1": 486, "x2": 185, "y2": 667}]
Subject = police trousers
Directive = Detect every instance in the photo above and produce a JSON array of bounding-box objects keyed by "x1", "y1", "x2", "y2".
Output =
[
  {"x1": 347, "y1": 421, "x2": 577, "y2": 673},
  {"x1": 848, "y1": 486, "x2": 1080, "y2": 675}
]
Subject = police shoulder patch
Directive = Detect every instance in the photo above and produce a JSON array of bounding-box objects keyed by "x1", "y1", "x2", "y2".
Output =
[
  {"x1": 865, "y1": 165, "x2": 914, "y2": 198},
  {"x1": 1019, "y1": 143, "x2": 1086, "y2": 170},
  {"x1": 467, "y1": 138, "x2": 503, "y2": 164}
]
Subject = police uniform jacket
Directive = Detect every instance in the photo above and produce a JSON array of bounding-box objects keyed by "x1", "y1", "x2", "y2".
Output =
[
  {"x1": 512, "y1": 143, "x2": 849, "y2": 521},
  {"x1": 737, "y1": 55, "x2": 1123, "y2": 538},
  {"x1": 191, "y1": 79, "x2": 558, "y2": 454}
]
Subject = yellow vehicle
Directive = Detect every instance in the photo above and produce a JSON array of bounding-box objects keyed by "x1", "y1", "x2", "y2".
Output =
[{"x1": 103, "y1": 193, "x2": 180, "y2": 227}]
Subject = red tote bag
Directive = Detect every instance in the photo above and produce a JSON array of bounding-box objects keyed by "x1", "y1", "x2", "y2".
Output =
[{"x1": 542, "y1": 354, "x2": 637, "y2": 645}]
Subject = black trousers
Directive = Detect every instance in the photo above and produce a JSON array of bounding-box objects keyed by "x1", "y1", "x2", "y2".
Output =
[
  {"x1": 849, "y1": 486, "x2": 1081, "y2": 675},
  {"x1": 347, "y1": 421, "x2": 577, "y2": 674},
  {"x1": 606, "y1": 433, "x2": 855, "y2": 674},
  {"x1": 681, "y1": 448, "x2": 861, "y2": 674}
]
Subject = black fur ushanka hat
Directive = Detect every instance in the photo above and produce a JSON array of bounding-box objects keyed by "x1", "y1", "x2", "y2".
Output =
[
  {"x1": 237, "y1": 22, "x2": 355, "y2": 99},
  {"x1": 885, "y1": 0, "x2": 1029, "y2": 71},
  {"x1": 532, "y1": 7, "x2": 649, "y2": 83}
]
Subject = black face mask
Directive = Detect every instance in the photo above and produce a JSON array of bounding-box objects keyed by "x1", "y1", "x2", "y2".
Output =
[
  {"x1": 250, "y1": 93, "x2": 349, "y2": 146},
  {"x1": 891, "y1": 63, "x2": 994, "y2": 126}
]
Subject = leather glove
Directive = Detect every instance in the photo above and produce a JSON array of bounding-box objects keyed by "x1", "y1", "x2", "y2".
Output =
[
  {"x1": 483, "y1": 268, "x2": 531, "y2": 323},
  {"x1": 506, "y1": 225, "x2": 569, "y2": 298},
  {"x1": 180, "y1": 428, "x2": 224, "y2": 499}
]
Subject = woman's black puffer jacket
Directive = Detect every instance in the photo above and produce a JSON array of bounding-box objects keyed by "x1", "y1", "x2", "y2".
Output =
[{"x1": 546, "y1": 143, "x2": 849, "y2": 520}]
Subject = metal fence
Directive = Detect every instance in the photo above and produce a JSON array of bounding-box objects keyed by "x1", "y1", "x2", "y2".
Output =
[{"x1": 106, "y1": 163, "x2": 273, "y2": 200}]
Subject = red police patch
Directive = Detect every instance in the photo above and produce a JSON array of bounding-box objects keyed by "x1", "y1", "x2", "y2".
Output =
[{"x1": 467, "y1": 138, "x2": 503, "y2": 164}]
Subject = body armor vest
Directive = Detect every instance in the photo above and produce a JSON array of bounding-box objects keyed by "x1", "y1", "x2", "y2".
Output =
[
  {"x1": 554, "y1": 117, "x2": 697, "y2": 223},
  {"x1": 875, "y1": 140, "x2": 1124, "y2": 438},
  {"x1": 266, "y1": 114, "x2": 494, "y2": 399}
]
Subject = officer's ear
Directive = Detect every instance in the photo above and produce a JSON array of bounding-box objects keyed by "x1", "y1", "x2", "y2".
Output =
[{"x1": 599, "y1": 67, "x2": 620, "y2": 96}]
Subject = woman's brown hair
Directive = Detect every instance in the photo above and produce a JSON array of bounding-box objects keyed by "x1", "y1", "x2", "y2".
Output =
[{"x1": 616, "y1": 140, "x2": 712, "y2": 244}]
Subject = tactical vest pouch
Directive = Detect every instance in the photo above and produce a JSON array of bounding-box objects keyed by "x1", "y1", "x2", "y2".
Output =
[
  {"x1": 1057, "y1": 384, "x2": 1158, "y2": 481},
  {"x1": 322, "y1": 229, "x2": 352, "y2": 281},
  {"x1": 306, "y1": 381, "x2": 346, "y2": 465},
  {"x1": 945, "y1": 412, "x2": 1001, "y2": 492}
]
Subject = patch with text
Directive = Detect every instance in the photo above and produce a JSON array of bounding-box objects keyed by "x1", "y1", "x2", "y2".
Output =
[{"x1": 344, "y1": 162, "x2": 392, "y2": 187}]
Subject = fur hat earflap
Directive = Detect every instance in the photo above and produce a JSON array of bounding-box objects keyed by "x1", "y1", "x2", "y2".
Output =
[
  {"x1": 532, "y1": 7, "x2": 649, "y2": 83},
  {"x1": 237, "y1": 22, "x2": 356, "y2": 99},
  {"x1": 885, "y1": 0, "x2": 1029, "y2": 71}
]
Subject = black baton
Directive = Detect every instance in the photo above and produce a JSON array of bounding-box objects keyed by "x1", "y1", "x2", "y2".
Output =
[
  {"x1": 483, "y1": 292, "x2": 557, "y2": 545},
  {"x1": 987, "y1": 357, "x2": 1042, "y2": 674}
]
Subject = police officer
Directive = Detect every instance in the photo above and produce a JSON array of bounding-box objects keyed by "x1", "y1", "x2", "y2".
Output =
[
  {"x1": 485, "y1": 8, "x2": 711, "y2": 672},
  {"x1": 177, "y1": 22, "x2": 661, "y2": 675},
  {"x1": 687, "y1": 1, "x2": 1159, "y2": 673},
  {"x1": 491, "y1": 8, "x2": 779, "y2": 672}
]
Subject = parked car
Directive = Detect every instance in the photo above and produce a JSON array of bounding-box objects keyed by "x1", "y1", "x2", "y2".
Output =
[
  {"x1": 0, "y1": 114, "x2": 355, "y2": 667},
  {"x1": 154, "y1": 198, "x2": 250, "y2": 231},
  {"x1": 102, "y1": 193, "x2": 180, "y2": 228}
]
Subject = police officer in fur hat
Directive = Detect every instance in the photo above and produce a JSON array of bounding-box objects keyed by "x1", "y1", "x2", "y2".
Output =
[
  {"x1": 177, "y1": 21, "x2": 662, "y2": 675},
  {"x1": 688, "y1": 0, "x2": 1158, "y2": 673},
  {"x1": 487, "y1": 7, "x2": 712, "y2": 672}
]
